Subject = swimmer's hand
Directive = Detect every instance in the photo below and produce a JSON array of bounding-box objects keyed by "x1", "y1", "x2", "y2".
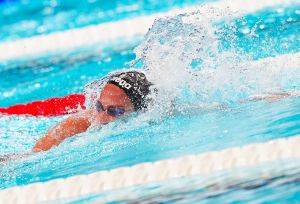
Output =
[
  {"x1": 32, "y1": 111, "x2": 92, "y2": 152},
  {"x1": 240, "y1": 91, "x2": 300, "y2": 104}
]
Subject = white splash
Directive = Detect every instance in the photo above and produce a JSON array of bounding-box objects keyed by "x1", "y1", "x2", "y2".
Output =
[{"x1": 131, "y1": 10, "x2": 300, "y2": 115}]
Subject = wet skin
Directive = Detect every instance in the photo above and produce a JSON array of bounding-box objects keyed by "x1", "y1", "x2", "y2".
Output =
[
  {"x1": 32, "y1": 84, "x2": 134, "y2": 152},
  {"x1": 95, "y1": 83, "x2": 134, "y2": 124}
]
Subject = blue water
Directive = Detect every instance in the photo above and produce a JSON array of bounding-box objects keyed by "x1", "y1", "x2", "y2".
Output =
[
  {"x1": 0, "y1": 1, "x2": 300, "y2": 203},
  {"x1": 1, "y1": 4, "x2": 299, "y2": 107},
  {"x1": 219, "y1": 4, "x2": 300, "y2": 59},
  {"x1": 0, "y1": 0, "x2": 212, "y2": 42}
]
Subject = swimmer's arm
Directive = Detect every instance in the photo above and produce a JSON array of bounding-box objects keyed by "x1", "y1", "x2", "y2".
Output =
[
  {"x1": 240, "y1": 91, "x2": 300, "y2": 103},
  {"x1": 32, "y1": 111, "x2": 93, "y2": 152},
  {"x1": 1, "y1": 111, "x2": 93, "y2": 163}
]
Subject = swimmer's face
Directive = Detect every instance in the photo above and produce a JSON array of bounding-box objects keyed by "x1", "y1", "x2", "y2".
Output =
[{"x1": 95, "y1": 83, "x2": 134, "y2": 124}]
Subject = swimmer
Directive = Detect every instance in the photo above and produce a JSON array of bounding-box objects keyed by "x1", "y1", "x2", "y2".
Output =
[
  {"x1": 1, "y1": 69, "x2": 298, "y2": 163},
  {"x1": 31, "y1": 70, "x2": 153, "y2": 152},
  {"x1": 0, "y1": 70, "x2": 153, "y2": 163}
]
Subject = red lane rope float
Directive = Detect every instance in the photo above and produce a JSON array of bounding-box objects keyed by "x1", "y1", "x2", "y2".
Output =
[{"x1": 0, "y1": 94, "x2": 86, "y2": 116}]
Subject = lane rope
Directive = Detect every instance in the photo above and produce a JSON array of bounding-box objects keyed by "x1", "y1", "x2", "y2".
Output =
[
  {"x1": 0, "y1": 135, "x2": 299, "y2": 203},
  {"x1": 0, "y1": 94, "x2": 85, "y2": 116}
]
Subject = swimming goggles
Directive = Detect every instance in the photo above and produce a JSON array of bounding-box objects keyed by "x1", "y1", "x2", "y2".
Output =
[{"x1": 95, "y1": 101, "x2": 126, "y2": 117}]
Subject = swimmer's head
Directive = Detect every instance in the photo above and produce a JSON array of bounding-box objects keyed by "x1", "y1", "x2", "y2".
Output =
[{"x1": 106, "y1": 71, "x2": 153, "y2": 111}]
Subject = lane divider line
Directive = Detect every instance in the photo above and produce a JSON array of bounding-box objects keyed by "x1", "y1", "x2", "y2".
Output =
[{"x1": 0, "y1": 135, "x2": 299, "y2": 203}]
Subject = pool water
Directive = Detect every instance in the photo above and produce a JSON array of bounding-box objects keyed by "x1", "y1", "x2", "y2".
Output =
[
  {"x1": 0, "y1": 0, "x2": 300, "y2": 203},
  {"x1": 0, "y1": 0, "x2": 213, "y2": 42},
  {"x1": 1, "y1": 4, "x2": 299, "y2": 107}
]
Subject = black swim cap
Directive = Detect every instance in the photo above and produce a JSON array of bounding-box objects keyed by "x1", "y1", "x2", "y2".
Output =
[{"x1": 107, "y1": 71, "x2": 152, "y2": 110}]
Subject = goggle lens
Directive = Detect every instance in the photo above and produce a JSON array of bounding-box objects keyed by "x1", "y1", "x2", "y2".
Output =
[{"x1": 95, "y1": 101, "x2": 126, "y2": 117}]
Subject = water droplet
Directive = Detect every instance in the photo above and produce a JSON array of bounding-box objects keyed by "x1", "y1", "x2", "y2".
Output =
[{"x1": 259, "y1": 25, "x2": 265, "y2": 29}]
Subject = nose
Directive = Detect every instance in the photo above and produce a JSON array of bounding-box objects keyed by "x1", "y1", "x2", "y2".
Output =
[{"x1": 95, "y1": 111, "x2": 116, "y2": 124}]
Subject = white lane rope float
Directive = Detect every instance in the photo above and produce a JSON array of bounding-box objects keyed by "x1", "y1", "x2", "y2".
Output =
[
  {"x1": 0, "y1": 0, "x2": 295, "y2": 62},
  {"x1": 0, "y1": 135, "x2": 299, "y2": 203}
]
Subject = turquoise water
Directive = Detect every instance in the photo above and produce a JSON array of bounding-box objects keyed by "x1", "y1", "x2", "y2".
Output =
[
  {"x1": 0, "y1": 1, "x2": 300, "y2": 203},
  {"x1": 1, "y1": 4, "x2": 299, "y2": 107},
  {"x1": 0, "y1": 0, "x2": 212, "y2": 42},
  {"x1": 219, "y1": 4, "x2": 300, "y2": 59}
]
